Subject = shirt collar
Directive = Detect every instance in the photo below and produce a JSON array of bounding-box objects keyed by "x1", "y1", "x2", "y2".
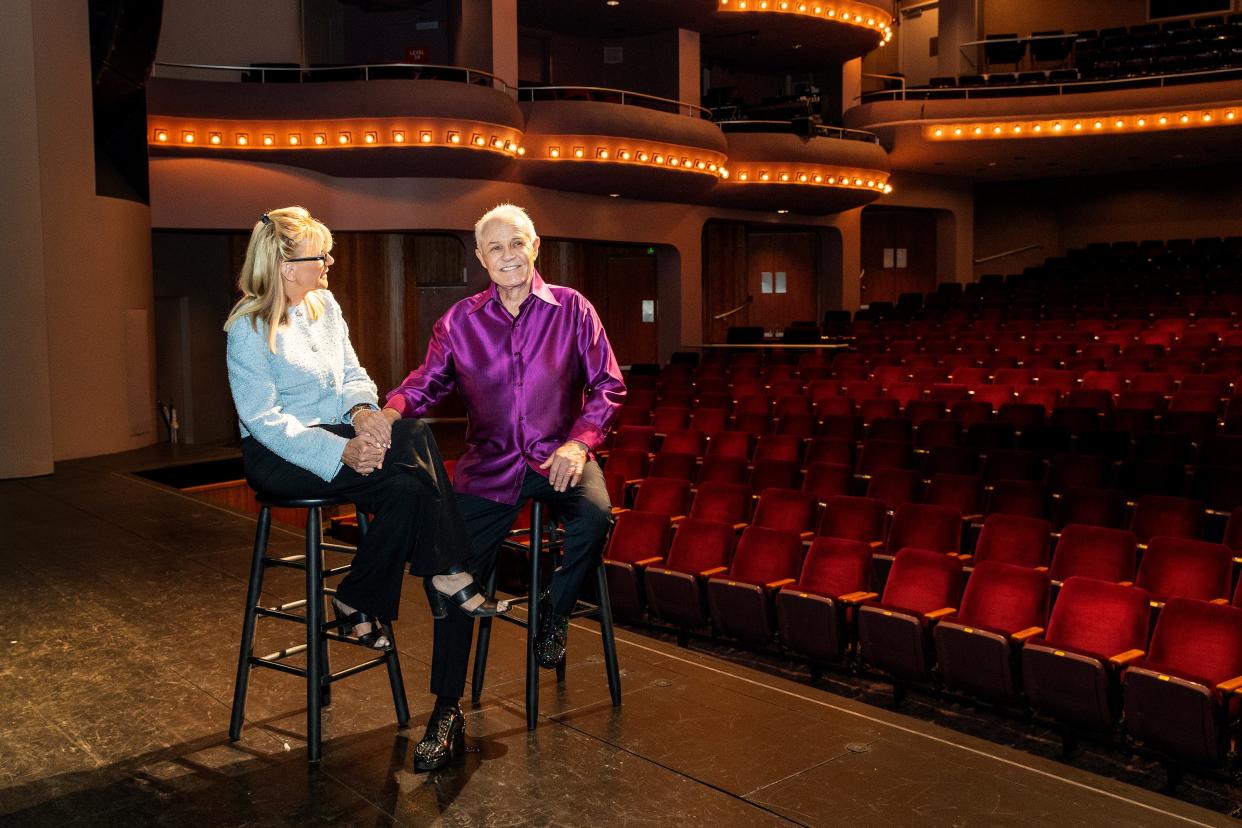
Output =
[{"x1": 468, "y1": 269, "x2": 560, "y2": 314}]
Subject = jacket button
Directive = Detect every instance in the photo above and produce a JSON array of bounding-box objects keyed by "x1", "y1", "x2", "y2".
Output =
[{"x1": 311, "y1": 345, "x2": 319, "y2": 352}]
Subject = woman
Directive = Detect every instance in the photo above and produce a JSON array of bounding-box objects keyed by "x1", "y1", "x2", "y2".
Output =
[{"x1": 225, "y1": 206, "x2": 505, "y2": 649}]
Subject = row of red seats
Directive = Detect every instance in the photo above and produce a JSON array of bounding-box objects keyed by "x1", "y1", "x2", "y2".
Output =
[{"x1": 602, "y1": 515, "x2": 1242, "y2": 785}]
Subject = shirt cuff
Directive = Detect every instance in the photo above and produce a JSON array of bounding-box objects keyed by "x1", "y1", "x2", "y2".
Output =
[
  {"x1": 568, "y1": 423, "x2": 605, "y2": 454},
  {"x1": 384, "y1": 393, "x2": 410, "y2": 417}
]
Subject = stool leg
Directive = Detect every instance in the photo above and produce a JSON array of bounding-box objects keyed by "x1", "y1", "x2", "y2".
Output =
[
  {"x1": 595, "y1": 560, "x2": 622, "y2": 707},
  {"x1": 383, "y1": 623, "x2": 410, "y2": 727},
  {"x1": 305, "y1": 507, "x2": 325, "y2": 764},
  {"x1": 317, "y1": 520, "x2": 332, "y2": 710},
  {"x1": 469, "y1": 567, "x2": 499, "y2": 705},
  {"x1": 526, "y1": 505, "x2": 542, "y2": 731},
  {"x1": 229, "y1": 506, "x2": 271, "y2": 742}
]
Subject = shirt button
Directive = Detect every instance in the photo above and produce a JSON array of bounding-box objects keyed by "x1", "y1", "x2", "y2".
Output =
[
  {"x1": 311, "y1": 345, "x2": 319, "y2": 352},
  {"x1": 519, "y1": 416, "x2": 526, "y2": 422},
  {"x1": 328, "y1": 378, "x2": 336, "y2": 387},
  {"x1": 295, "y1": 309, "x2": 302, "y2": 317}
]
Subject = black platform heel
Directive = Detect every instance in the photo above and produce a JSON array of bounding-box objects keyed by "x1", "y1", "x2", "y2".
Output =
[
  {"x1": 425, "y1": 567, "x2": 509, "y2": 619},
  {"x1": 331, "y1": 597, "x2": 390, "y2": 650},
  {"x1": 412, "y1": 703, "x2": 465, "y2": 772}
]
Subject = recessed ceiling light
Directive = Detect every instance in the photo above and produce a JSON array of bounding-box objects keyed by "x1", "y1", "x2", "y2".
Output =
[
  {"x1": 776, "y1": 209, "x2": 789, "y2": 214},
  {"x1": 606, "y1": 0, "x2": 619, "y2": 5},
  {"x1": 609, "y1": 193, "x2": 620, "y2": 197}
]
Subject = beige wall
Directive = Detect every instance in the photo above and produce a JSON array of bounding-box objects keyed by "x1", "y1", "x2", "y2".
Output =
[
  {"x1": 876, "y1": 170, "x2": 975, "y2": 284},
  {"x1": 974, "y1": 164, "x2": 1242, "y2": 278},
  {"x1": 0, "y1": 0, "x2": 55, "y2": 477},
  {"x1": 156, "y1": 0, "x2": 303, "y2": 70},
  {"x1": 18, "y1": 0, "x2": 157, "y2": 472}
]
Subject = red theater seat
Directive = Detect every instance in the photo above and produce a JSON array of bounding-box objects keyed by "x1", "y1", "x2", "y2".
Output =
[
  {"x1": 689, "y1": 481, "x2": 751, "y2": 527},
  {"x1": 866, "y1": 468, "x2": 922, "y2": 512},
  {"x1": 1129, "y1": 494, "x2": 1203, "y2": 544},
  {"x1": 777, "y1": 538, "x2": 875, "y2": 666},
  {"x1": 856, "y1": 439, "x2": 913, "y2": 475},
  {"x1": 886, "y1": 503, "x2": 962, "y2": 555},
  {"x1": 697, "y1": 454, "x2": 748, "y2": 485},
  {"x1": 1023, "y1": 578, "x2": 1151, "y2": 739},
  {"x1": 749, "y1": 458, "x2": 802, "y2": 494},
  {"x1": 934, "y1": 562, "x2": 1051, "y2": 703},
  {"x1": 1123, "y1": 598, "x2": 1242, "y2": 773},
  {"x1": 603, "y1": 448, "x2": 649, "y2": 483},
  {"x1": 1055, "y1": 486, "x2": 1127, "y2": 530},
  {"x1": 630, "y1": 477, "x2": 692, "y2": 520},
  {"x1": 751, "y1": 488, "x2": 816, "y2": 535},
  {"x1": 648, "y1": 451, "x2": 698, "y2": 482},
  {"x1": 805, "y1": 436, "x2": 855, "y2": 467},
  {"x1": 970, "y1": 513, "x2": 1052, "y2": 568},
  {"x1": 985, "y1": 479, "x2": 1048, "y2": 520},
  {"x1": 706, "y1": 527, "x2": 805, "y2": 646},
  {"x1": 1135, "y1": 537, "x2": 1233, "y2": 604},
  {"x1": 644, "y1": 519, "x2": 737, "y2": 635},
  {"x1": 924, "y1": 474, "x2": 984, "y2": 520},
  {"x1": 660, "y1": 428, "x2": 706, "y2": 457},
  {"x1": 753, "y1": 433, "x2": 803, "y2": 465},
  {"x1": 706, "y1": 430, "x2": 753, "y2": 460},
  {"x1": 817, "y1": 495, "x2": 888, "y2": 546},
  {"x1": 802, "y1": 461, "x2": 853, "y2": 502},
  {"x1": 858, "y1": 548, "x2": 964, "y2": 692},
  {"x1": 1048, "y1": 524, "x2": 1138, "y2": 584},
  {"x1": 650, "y1": 406, "x2": 690, "y2": 434},
  {"x1": 603, "y1": 510, "x2": 673, "y2": 620}
]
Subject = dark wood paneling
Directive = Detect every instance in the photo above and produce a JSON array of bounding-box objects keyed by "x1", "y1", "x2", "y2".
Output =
[
  {"x1": 861, "y1": 208, "x2": 938, "y2": 305},
  {"x1": 702, "y1": 221, "x2": 750, "y2": 344},
  {"x1": 748, "y1": 232, "x2": 819, "y2": 334},
  {"x1": 604, "y1": 256, "x2": 659, "y2": 365}
]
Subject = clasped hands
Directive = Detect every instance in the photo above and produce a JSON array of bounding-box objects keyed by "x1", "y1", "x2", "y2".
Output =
[{"x1": 342, "y1": 407, "x2": 399, "y2": 475}]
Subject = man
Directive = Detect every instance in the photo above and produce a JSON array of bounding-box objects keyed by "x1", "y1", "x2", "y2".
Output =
[{"x1": 379, "y1": 203, "x2": 626, "y2": 771}]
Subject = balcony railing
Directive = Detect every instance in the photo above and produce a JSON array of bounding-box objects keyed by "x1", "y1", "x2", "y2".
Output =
[
  {"x1": 152, "y1": 61, "x2": 511, "y2": 91},
  {"x1": 717, "y1": 120, "x2": 881, "y2": 144},
  {"x1": 517, "y1": 85, "x2": 710, "y2": 119}
]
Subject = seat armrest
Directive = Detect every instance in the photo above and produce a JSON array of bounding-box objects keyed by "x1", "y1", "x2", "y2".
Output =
[
  {"x1": 634, "y1": 556, "x2": 664, "y2": 567},
  {"x1": 669, "y1": 515, "x2": 686, "y2": 525},
  {"x1": 924, "y1": 607, "x2": 956, "y2": 620},
  {"x1": 1034, "y1": 566, "x2": 1048, "y2": 572},
  {"x1": 1117, "y1": 580, "x2": 1133, "y2": 587},
  {"x1": 700, "y1": 566, "x2": 728, "y2": 578},
  {"x1": 952, "y1": 553, "x2": 973, "y2": 563},
  {"x1": 766, "y1": 577, "x2": 797, "y2": 590},
  {"x1": 732, "y1": 522, "x2": 748, "y2": 532},
  {"x1": 800, "y1": 531, "x2": 814, "y2": 541},
  {"x1": 839, "y1": 590, "x2": 879, "y2": 604},
  {"x1": 961, "y1": 513, "x2": 982, "y2": 523},
  {"x1": 868, "y1": 540, "x2": 884, "y2": 549},
  {"x1": 1108, "y1": 648, "x2": 1145, "y2": 667},
  {"x1": 1010, "y1": 626, "x2": 1044, "y2": 642},
  {"x1": 1216, "y1": 675, "x2": 1242, "y2": 694},
  {"x1": 1210, "y1": 597, "x2": 1229, "y2": 605}
]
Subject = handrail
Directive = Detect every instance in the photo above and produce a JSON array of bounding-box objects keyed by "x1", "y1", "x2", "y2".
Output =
[
  {"x1": 517, "y1": 85, "x2": 710, "y2": 119},
  {"x1": 152, "y1": 61, "x2": 512, "y2": 91},
  {"x1": 863, "y1": 72, "x2": 907, "y2": 97},
  {"x1": 716, "y1": 120, "x2": 881, "y2": 144},
  {"x1": 713, "y1": 296, "x2": 753, "y2": 320},
  {"x1": 857, "y1": 64, "x2": 1242, "y2": 103},
  {"x1": 975, "y1": 244, "x2": 1043, "y2": 264}
]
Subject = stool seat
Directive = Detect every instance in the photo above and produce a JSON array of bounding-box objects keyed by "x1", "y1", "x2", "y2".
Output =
[
  {"x1": 255, "y1": 494, "x2": 351, "y2": 509},
  {"x1": 229, "y1": 492, "x2": 409, "y2": 763}
]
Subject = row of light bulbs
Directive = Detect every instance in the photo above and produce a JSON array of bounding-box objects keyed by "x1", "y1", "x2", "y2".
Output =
[
  {"x1": 152, "y1": 127, "x2": 524, "y2": 154},
  {"x1": 717, "y1": 0, "x2": 893, "y2": 43},
  {"x1": 731, "y1": 167, "x2": 893, "y2": 193},
  {"x1": 543, "y1": 144, "x2": 728, "y2": 177},
  {"x1": 928, "y1": 106, "x2": 1239, "y2": 140}
]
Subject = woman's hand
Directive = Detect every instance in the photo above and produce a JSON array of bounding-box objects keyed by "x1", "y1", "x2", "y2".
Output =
[
  {"x1": 352, "y1": 407, "x2": 393, "y2": 449},
  {"x1": 342, "y1": 435, "x2": 386, "y2": 475},
  {"x1": 540, "y1": 440, "x2": 588, "y2": 492}
]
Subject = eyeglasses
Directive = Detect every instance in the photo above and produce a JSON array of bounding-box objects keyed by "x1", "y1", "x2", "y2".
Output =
[{"x1": 285, "y1": 254, "x2": 330, "y2": 265}]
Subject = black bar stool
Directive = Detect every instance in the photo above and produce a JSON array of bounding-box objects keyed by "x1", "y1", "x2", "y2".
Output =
[
  {"x1": 228, "y1": 495, "x2": 410, "y2": 763},
  {"x1": 469, "y1": 501, "x2": 622, "y2": 730}
]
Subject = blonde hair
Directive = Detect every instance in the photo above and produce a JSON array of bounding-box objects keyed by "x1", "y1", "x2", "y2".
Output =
[
  {"x1": 474, "y1": 203, "x2": 538, "y2": 250},
  {"x1": 223, "y1": 206, "x2": 333, "y2": 352}
]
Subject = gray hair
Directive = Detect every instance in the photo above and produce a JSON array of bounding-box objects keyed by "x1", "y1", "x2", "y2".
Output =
[{"x1": 474, "y1": 203, "x2": 538, "y2": 249}]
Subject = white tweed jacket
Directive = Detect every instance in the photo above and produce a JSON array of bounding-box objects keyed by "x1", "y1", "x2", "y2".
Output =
[{"x1": 226, "y1": 290, "x2": 378, "y2": 481}]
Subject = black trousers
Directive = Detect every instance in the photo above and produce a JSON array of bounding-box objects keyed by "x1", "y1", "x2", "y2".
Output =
[
  {"x1": 240, "y1": 418, "x2": 471, "y2": 621},
  {"x1": 429, "y1": 462, "x2": 612, "y2": 700}
]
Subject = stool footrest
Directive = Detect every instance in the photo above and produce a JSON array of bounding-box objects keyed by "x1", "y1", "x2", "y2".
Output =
[
  {"x1": 252, "y1": 658, "x2": 309, "y2": 679},
  {"x1": 266, "y1": 556, "x2": 308, "y2": 569},
  {"x1": 324, "y1": 655, "x2": 390, "y2": 683},
  {"x1": 320, "y1": 542, "x2": 357, "y2": 555},
  {"x1": 323, "y1": 564, "x2": 352, "y2": 578},
  {"x1": 257, "y1": 606, "x2": 308, "y2": 624}
]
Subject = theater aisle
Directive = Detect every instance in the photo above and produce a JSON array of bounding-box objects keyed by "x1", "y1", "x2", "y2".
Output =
[{"x1": 0, "y1": 444, "x2": 1232, "y2": 827}]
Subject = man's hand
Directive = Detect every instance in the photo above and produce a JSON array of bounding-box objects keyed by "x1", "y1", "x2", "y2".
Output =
[
  {"x1": 342, "y1": 435, "x2": 385, "y2": 475},
  {"x1": 351, "y1": 407, "x2": 393, "y2": 449},
  {"x1": 539, "y1": 440, "x2": 588, "y2": 492}
]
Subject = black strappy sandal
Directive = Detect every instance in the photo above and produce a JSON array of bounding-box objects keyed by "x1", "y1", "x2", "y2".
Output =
[
  {"x1": 423, "y1": 567, "x2": 510, "y2": 619},
  {"x1": 331, "y1": 597, "x2": 391, "y2": 649}
]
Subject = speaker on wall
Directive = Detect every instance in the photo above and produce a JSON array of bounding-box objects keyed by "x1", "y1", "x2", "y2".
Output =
[{"x1": 88, "y1": 0, "x2": 164, "y2": 203}]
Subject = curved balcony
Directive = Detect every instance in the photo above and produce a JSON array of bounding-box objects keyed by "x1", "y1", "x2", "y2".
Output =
[
  {"x1": 706, "y1": 122, "x2": 891, "y2": 214},
  {"x1": 846, "y1": 71, "x2": 1242, "y2": 180},
  {"x1": 147, "y1": 63, "x2": 524, "y2": 179},
  {"x1": 518, "y1": 88, "x2": 729, "y2": 201},
  {"x1": 713, "y1": 0, "x2": 892, "y2": 61}
]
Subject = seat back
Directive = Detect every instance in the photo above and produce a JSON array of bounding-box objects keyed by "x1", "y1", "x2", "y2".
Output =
[
  {"x1": 604, "y1": 510, "x2": 673, "y2": 565},
  {"x1": 706, "y1": 430, "x2": 753, "y2": 460},
  {"x1": 973, "y1": 513, "x2": 1052, "y2": 568},
  {"x1": 663, "y1": 518, "x2": 736, "y2": 574},
  {"x1": 887, "y1": 503, "x2": 962, "y2": 554},
  {"x1": 818, "y1": 495, "x2": 887, "y2": 544},
  {"x1": 1130, "y1": 494, "x2": 1203, "y2": 543},
  {"x1": 802, "y1": 461, "x2": 853, "y2": 501},
  {"x1": 796, "y1": 537, "x2": 873, "y2": 597},
  {"x1": 751, "y1": 488, "x2": 816, "y2": 534},
  {"x1": 1043, "y1": 577, "x2": 1150, "y2": 656},
  {"x1": 631, "y1": 477, "x2": 693, "y2": 518},
  {"x1": 1048, "y1": 524, "x2": 1138, "y2": 583},
  {"x1": 924, "y1": 473, "x2": 984, "y2": 516},
  {"x1": 728, "y1": 527, "x2": 805, "y2": 585},
  {"x1": 647, "y1": 451, "x2": 698, "y2": 482},
  {"x1": 753, "y1": 433, "x2": 803, "y2": 464},
  {"x1": 659, "y1": 429, "x2": 706, "y2": 457},
  {"x1": 866, "y1": 467, "x2": 922, "y2": 511},
  {"x1": 1136, "y1": 537, "x2": 1233, "y2": 603},
  {"x1": 880, "y1": 547, "x2": 964, "y2": 614},
  {"x1": 985, "y1": 479, "x2": 1047, "y2": 519},
  {"x1": 688, "y1": 481, "x2": 751, "y2": 524},
  {"x1": 603, "y1": 448, "x2": 649, "y2": 481},
  {"x1": 1146, "y1": 598, "x2": 1242, "y2": 685},
  {"x1": 955, "y1": 561, "x2": 1051, "y2": 633},
  {"x1": 697, "y1": 454, "x2": 748, "y2": 485}
]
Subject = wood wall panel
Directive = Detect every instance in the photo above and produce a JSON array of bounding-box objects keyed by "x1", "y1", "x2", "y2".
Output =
[
  {"x1": 860, "y1": 208, "x2": 938, "y2": 305},
  {"x1": 748, "y1": 233, "x2": 819, "y2": 335},
  {"x1": 702, "y1": 221, "x2": 751, "y2": 344}
]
